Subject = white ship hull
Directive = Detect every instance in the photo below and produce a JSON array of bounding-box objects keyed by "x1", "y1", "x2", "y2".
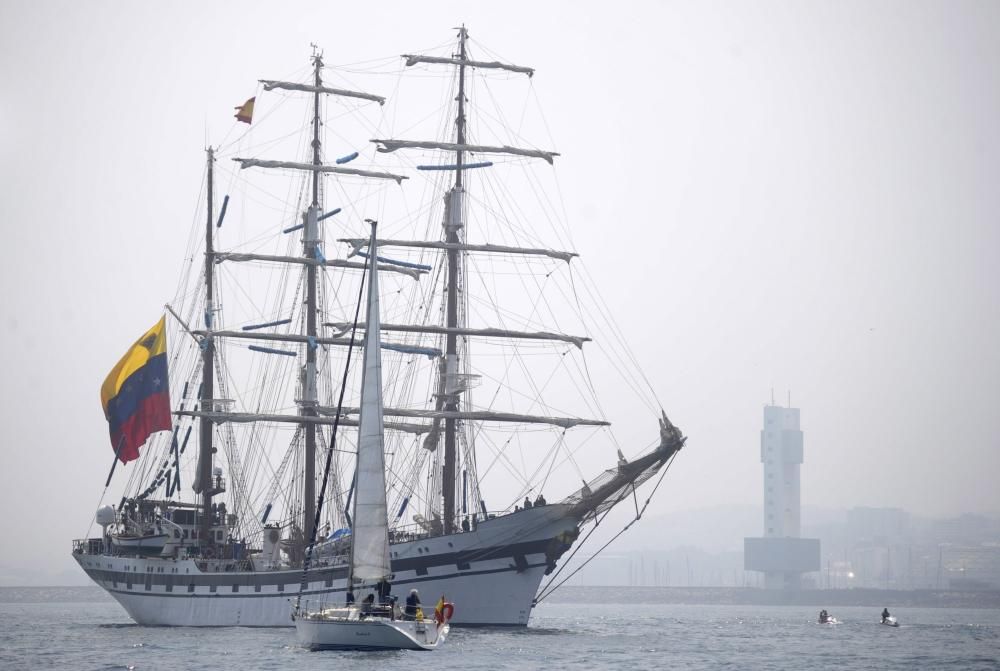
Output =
[{"x1": 74, "y1": 504, "x2": 576, "y2": 627}]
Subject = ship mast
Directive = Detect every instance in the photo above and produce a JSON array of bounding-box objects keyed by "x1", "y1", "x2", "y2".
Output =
[
  {"x1": 370, "y1": 27, "x2": 560, "y2": 535},
  {"x1": 301, "y1": 48, "x2": 323, "y2": 546},
  {"x1": 441, "y1": 26, "x2": 469, "y2": 535},
  {"x1": 214, "y1": 60, "x2": 405, "y2": 559},
  {"x1": 198, "y1": 147, "x2": 216, "y2": 548}
]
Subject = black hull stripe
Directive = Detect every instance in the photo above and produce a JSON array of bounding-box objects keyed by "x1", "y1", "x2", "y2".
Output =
[
  {"x1": 79, "y1": 537, "x2": 557, "y2": 587},
  {"x1": 94, "y1": 562, "x2": 547, "y2": 601}
]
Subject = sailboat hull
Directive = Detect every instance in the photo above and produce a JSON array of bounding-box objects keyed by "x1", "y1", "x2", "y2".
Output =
[
  {"x1": 295, "y1": 616, "x2": 449, "y2": 651},
  {"x1": 73, "y1": 504, "x2": 576, "y2": 627}
]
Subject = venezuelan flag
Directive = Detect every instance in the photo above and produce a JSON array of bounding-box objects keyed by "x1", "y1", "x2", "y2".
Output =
[{"x1": 100, "y1": 316, "x2": 172, "y2": 463}]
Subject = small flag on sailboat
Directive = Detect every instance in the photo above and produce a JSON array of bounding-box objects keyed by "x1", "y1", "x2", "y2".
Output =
[
  {"x1": 100, "y1": 316, "x2": 172, "y2": 464},
  {"x1": 234, "y1": 96, "x2": 256, "y2": 124},
  {"x1": 434, "y1": 596, "x2": 453, "y2": 627}
]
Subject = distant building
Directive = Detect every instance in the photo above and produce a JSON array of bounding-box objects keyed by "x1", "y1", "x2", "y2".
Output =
[
  {"x1": 847, "y1": 506, "x2": 909, "y2": 545},
  {"x1": 744, "y1": 403, "x2": 820, "y2": 589}
]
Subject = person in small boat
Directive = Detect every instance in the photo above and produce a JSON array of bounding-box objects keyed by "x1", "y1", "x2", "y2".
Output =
[
  {"x1": 819, "y1": 609, "x2": 829, "y2": 623},
  {"x1": 881, "y1": 607, "x2": 891, "y2": 623},
  {"x1": 404, "y1": 588, "x2": 422, "y2": 621}
]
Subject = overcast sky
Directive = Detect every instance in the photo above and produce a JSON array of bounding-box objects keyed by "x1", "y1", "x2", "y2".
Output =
[{"x1": 1, "y1": 1, "x2": 997, "y2": 584}]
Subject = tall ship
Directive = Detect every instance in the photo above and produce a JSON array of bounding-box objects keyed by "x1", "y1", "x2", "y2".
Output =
[{"x1": 73, "y1": 28, "x2": 686, "y2": 627}]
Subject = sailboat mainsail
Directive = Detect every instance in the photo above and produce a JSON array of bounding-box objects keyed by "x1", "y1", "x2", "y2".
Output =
[{"x1": 349, "y1": 222, "x2": 391, "y2": 584}]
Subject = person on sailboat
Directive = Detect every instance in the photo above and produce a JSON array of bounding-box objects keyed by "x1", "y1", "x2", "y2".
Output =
[
  {"x1": 361, "y1": 593, "x2": 376, "y2": 616},
  {"x1": 534, "y1": 494, "x2": 546, "y2": 506},
  {"x1": 376, "y1": 579, "x2": 392, "y2": 605},
  {"x1": 881, "y1": 607, "x2": 891, "y2": 623},
  {"x1": 523, "y1": 496, "x2": 532, "y2": 509},
  {"x1": 345, "y1": 590, "x2": 355, "y2": 606},
  {"x1": 404, "y1": 589, "x2": 422, "y2": 621}
]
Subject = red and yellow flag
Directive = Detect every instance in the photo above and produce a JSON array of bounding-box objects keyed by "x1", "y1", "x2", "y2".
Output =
[{"x1": 234, "y1": 96, "x2": 255, "y2": 124}]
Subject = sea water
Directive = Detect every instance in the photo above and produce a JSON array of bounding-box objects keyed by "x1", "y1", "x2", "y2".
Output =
[{"x1": 1, "y1": 587, "x2": 998, "y2": 670}]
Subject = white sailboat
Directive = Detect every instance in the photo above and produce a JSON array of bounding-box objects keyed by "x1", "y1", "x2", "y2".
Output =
[
  {"x1": 294, "y1": 222, "x2": 451, "y2": 651},
  {"x1": 72, "y1": 29, "x2": 687, "y2": 628}
]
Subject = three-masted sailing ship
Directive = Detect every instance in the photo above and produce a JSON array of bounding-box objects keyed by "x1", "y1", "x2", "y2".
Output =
[{"x1": 73, "y1": 28, "x2": 686, "y2": 627}]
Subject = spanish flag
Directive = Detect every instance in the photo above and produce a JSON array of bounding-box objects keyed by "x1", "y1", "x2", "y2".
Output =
[
  {"x1": 234, "y1": 96, "x2": 255, "y2": 124},
  {"x1": 100, "y1": 317, "x2": 172, "y2": 463}
]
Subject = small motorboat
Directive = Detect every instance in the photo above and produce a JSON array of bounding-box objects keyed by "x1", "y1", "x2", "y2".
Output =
[
  {"x1": 881, "y1": 616, "x2": 899, "y2": 627},
  {"x1": 818, "y1": 610, "x2": 839, "y2": 625}
]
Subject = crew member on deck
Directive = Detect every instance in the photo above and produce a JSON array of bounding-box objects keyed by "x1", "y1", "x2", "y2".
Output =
[
  {"x1": 524, "y1": 496, "x2": 532, "y2": 509},
  {"x1": 404, "y1": 589, "x2": 422, "y2": 621}
]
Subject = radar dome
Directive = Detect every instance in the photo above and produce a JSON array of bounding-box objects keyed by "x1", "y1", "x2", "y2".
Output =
[{"x1": 95, "y1": 505, "x2": 116, "y2": 527}]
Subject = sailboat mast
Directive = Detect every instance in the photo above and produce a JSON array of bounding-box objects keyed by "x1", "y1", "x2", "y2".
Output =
[
  {"x1": 302, "y1": 51, "x2": 323, "y2": 546},
  {"x1": 199, "y1": 147, "x2": 216, "y2": 548},
  {"x1": 442, "y1": 26, "x2": 468, "y2": 535}
]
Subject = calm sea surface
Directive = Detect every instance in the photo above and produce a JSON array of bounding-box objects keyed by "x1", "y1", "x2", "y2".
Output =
[{"x1": 1, "y1": 587, "x2": 998, "y2": 670}]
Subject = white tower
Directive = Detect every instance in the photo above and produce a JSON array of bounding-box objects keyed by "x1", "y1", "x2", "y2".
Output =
[
  {"x1": 745, "y1": 400, "x2": 819, "y2": 590},
  {"x1": 761, "y1": 404, "x2": 803, "y2": 539}
]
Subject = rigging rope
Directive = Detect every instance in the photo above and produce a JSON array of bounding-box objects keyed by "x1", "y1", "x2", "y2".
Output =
[{"x1": 534, "y1": 450, "x2": 679, "y2": 604}]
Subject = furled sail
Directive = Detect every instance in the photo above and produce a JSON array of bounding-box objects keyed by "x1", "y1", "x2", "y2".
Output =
[
  {"x1": 259, "y1": 79, "x2": 386, "y2": 105},
  {"x1": 349, "y1": 224, "x2": 391, "y2": 583},
  {"x1": 370, "y1": 140, "x2": 559, "y2": 165},
  {"x1": 402, "y1": 54, "x2": 534, "y2": 77},
  {"x1": 234, "y1": 158, "x2": 407, "y2": 184},
  {"x1": 324, "y1": 322, "x2": 590, "y2": 349},
  {"x1": 339, "y1": 238, "x2": 577, "y2": 263}
]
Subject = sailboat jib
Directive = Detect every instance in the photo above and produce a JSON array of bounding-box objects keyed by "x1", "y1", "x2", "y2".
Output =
[
  {"x1": 259, "y1": 80, "x2": 386, "y2": 105},
  {"x1": 325, "y1": 322, "x2": 590, "y2": 348},
  {"x1": 402, "y1": 54, "x2": 535, "y2": 77},
  {"x1": 339, "y1": 238, "x2": 577, "y2": 263},
  {"x1": 234, "y1": 158, "x2": 407, "y2": 184},
  {"x1": 350, "y1": 223, "x2": 391, "y2": 582},
  {"x1": 371, "y1": 139, "x2": 558, "y2": 165}
]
